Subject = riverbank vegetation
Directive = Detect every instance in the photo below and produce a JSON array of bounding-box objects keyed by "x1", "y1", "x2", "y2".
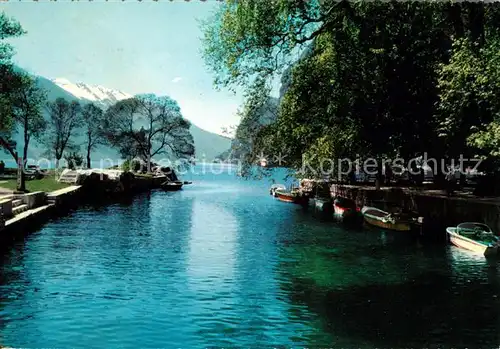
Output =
[
  {"x1": 203, "y1": 1, "x2": 500, "y2": 188},
  {"x1": 0, "y1": 12, "x2": 195, "y2": 191}
]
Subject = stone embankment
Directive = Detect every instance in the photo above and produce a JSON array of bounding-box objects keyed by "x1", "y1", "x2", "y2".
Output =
[
  {"x1": 0, "y1": 169, "x2": 171, "y2": 241},
  {"x1": 0, "y1": 186, "x2": 81, "y2": 239}
]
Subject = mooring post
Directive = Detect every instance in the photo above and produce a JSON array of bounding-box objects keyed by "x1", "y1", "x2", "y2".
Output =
[
  {"x1": 0, "y1": 204, "x2": 5, "y2": 230},
  {"x1": 418, "y1": 216, "x2": 424, "y2": 237}
]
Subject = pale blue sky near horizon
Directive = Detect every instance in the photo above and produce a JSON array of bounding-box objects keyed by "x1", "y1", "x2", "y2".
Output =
[{"x1": 0, "y1": 1, "x2": 261, "y2": 136}]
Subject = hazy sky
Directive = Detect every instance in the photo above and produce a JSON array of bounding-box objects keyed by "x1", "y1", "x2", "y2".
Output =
[{"x1": 0, "y1": 1, "x2": 247, "y2": 135}]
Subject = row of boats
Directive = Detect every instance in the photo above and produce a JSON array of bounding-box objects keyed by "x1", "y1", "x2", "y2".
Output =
[{"x1": 269, "y1": 184, "x2": 500, "y2": 257}]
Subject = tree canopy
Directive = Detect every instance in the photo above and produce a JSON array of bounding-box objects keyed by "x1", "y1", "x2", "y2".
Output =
[
  {"x1": 202, "y1": 1, "x2": 500, "y2": 178},
  {"x1": 43, "y1": 98, "x2": 82, "y2": 168},
  {"x1": 103, "y1": 94, "x2": 195, "y2": 170},
  {"x1": 0, "y1": 12, "x2": 26, "y2": 160}
]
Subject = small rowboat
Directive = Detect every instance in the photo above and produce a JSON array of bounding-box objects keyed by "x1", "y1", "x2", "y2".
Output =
[
  {"x1": 333, "y1": 197, "x2": 361, "y2": 221},
  {"x1": 447, "y1": 222, "x2": 500, "y2": 256},
  {"x1": 361, "y1": 206, "x2": 411, "y2": 231},
  {"x1": 160, "y1": 181, "x2": 183, "y2": 191},
  {"x1": 275, "y1": 189, "x2": 309, "y2": 205}
]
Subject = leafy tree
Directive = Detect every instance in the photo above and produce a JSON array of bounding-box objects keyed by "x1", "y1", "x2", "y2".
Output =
[
  {"x1": 229, "y1": 79, "x2": 278, "y2": 171},
  {"x1": 201, "y1": 0, "x2": 335, "y2": 90},
  {"x1": 438, "y1": 38, "x2": 500, "y2": 159},
  {"x1": 11, "y1": 72, "x2": 47, "y2": 166},
  {"x1": 64, "y1": 151, "x2": 84, "y2": 170},
  {"x1": 203, "y1": 1, "x2": 500, "y2": 182},
  {"x1": 0, "y1": 12, "x2": 26, "y2": 160},
  {"x1": 103, "y1": 94, "x2": 195, "y2": 171},
  {"x1": 43, "y1": 98, "x2": 82, "y2": 168},
  {"x1": 81, "y1": 103, "x2": 104, "y2": 168}
]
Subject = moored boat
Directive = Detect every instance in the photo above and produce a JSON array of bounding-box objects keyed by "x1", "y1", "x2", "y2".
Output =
[
  {"x1": 311, "y1": 196, "x2": 333, "y2": 216},
  {"x1": 269, "y1": 184, "x2": 286, "y2": 197},
  {"x1": 333, "y1": 197, "x2": 361, "y2": 222},
  {"x1": 160, "y1": 180, "x2": 183, "y2": 191},
  {"x1": 275, "y1": 189, "x2": 309, "y2": 205},
  {"x1": 446, "y1": 222, "x2": 500, "y2": 256},
  {"x1": 361, "y1": 206, "x2": 411, "y2": 231}
]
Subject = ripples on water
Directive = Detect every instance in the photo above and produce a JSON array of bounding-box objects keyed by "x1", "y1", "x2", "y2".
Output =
[{"x1": 1, "y1": 168, "x2": 500, "y2": 348}]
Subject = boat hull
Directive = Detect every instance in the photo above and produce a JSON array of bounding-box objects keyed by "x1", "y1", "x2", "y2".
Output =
[
  {"x1": 361, "y1": 206, "x2": 411, "y2": 232},
  {"x1": 333, "y1": 205, "x2": 361, "y2": 222},
  {"x1": 312, "y1": 198, "x2": 333, "y2": 215},
  {"x1": 276, "y1": 191, "x2": 308, "y2": 205},
  {"x1": 161, "y1": 182, "x2": 183, "y2": 191},
  {"x1": 363, "y1": 215, "x2": 411, "y2": 231},
  {"x1": 447, "y1": 228, "x2": 498, "y2": 256}
]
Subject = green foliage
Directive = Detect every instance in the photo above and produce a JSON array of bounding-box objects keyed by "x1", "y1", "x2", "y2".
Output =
[
  {"x1": 121, "y1": 159, "x2": 131, "y2": 172},
  {"x1": 228, "y1": 78, "x2": 279, "y2": 175},
  {"x1": 81, "y1": 102, "x2": 105, "y2": 168},
  {"x1": 11, "y1": 72, "x2": 47, "y2": 163},
  {"x1": 468, "y1": 122, "x2": 500, "y2": 158},
  {"x1": 438, "y1": 38, "x2": 500, "y2": 159},
  {"x1": 121, "y1": 159, "x2": 141, "y2": 172},
  {"x1": 203, "y1": 1, "x2": 500, "y2": 178},
  {"x1": 43, "y1": 98, "x2": 82, "y2": 166},
  {"x1": 201, "y1": 0, "x2": 315, "y2": 90},
  {"x1": 0, "y1": 12, "x2": 26, "y2": 159},
  {"x1": 103, "y1": 95, "x2": 195, "y2": 170},
  {"x1": 0, "y1": 12, "x2": 25, "y2": 64},
  {"x1": 64, "y1": 151, "x2": 84, "y2": 170}
]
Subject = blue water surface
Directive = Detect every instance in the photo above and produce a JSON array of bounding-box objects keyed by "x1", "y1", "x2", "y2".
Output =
[{"x1": 1, "y1": 166, "x2": 500, "y2": 348}]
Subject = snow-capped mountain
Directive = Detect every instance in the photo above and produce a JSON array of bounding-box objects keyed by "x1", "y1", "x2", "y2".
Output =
[{"x1": 52, "y1": 78, "x2": 133, "y2": 108}]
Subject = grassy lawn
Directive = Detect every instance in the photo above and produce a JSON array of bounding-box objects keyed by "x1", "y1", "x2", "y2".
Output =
[
  {"x1": 0, "y1": 176, "x2": 70, "y2": 193},
  {"x1": 134, "y1": 173, "x2": 154, "y2": 178}
]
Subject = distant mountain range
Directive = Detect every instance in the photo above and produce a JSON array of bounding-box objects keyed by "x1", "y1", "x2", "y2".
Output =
[
  {"x1": 3, "y1": 71, "x2": 231, "y2": 164},
  {"x1": 52, "y1": 78, "x2": 133, "y2": 108}
]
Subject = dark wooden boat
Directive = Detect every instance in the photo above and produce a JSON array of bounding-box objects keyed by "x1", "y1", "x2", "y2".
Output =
[
  {"x1": 312, "y1": 196, "x2": 333, "y2": 215},
  {"x1": 333, "y1": 197, "x2": 361, "y2": 222},
  {"x1": 161, "y1": 181, "x2": 183, "y2": 191},
  {"x1": 275, "y1": 189, "x2": 309, "y2": 205},
  {"x1": 361, "y1": 206, "x2": 411, "y2": 231}
]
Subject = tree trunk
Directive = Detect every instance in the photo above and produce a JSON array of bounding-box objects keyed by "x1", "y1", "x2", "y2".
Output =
[
  {"x1": 87, "y1": 144, "x2": 91, "y2": 169},
  {"x1": 375, "y1": 159, "x2": 383, "y2": 191},
  {"x1": 23, "y1": 134, "x2": 29, "y2": 169},
  {"x1": 23, "y1": 114, "x2": 29, "y2": 170},
  {"x1": 147, "y1": 142, "x2": 152, "y2": 173},
  {"x1": 16, "y1": 154, "x2": 25, "y2": 193},
  {"x1": 467, "y1": 3, "x2": 485, "y2": 48},
  {"x1": 448, "y1": 3, "x2": 464, "y2": 38},
  {"x1": 0, "y1": 137, "x2": 19, "y2": 162}
]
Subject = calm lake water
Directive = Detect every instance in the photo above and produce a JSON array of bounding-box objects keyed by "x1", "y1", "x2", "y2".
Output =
[{"x1": 1, "y1": 166, "x2": 500, "y2": 348}]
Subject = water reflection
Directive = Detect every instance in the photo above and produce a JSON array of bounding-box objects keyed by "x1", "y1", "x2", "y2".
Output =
[
  {"x1": 278, "y1": 223, "x2": 500, "y2": 347},
  {"x1": 1, "y1": 167, "x2": 500, "y2": 348}
]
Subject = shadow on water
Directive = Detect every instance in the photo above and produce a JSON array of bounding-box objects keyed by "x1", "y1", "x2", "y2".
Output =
[
  {"x1": 277, "y1": 232, "x2": 500, "y2": 348},
  {"x1": 285, "y1": 270, "x2": 500, "y2": 348}
]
